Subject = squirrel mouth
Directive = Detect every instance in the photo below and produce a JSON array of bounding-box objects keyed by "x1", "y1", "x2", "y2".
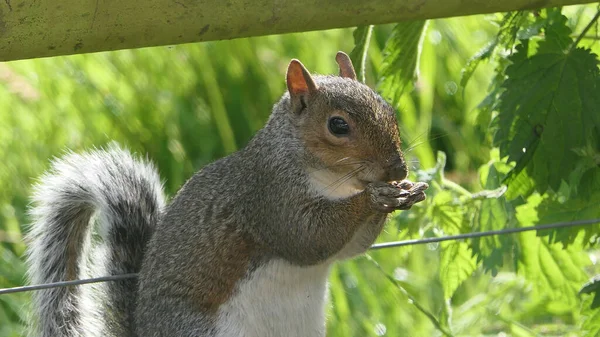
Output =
[
  {"x1": 357, "y1": 178, "x2": 378, "y2": 188},
  {"x1": 357, "y1": 172, "x2": 385, "y2": 186}
]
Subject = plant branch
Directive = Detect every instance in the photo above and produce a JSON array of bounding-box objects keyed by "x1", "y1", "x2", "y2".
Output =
[
  {"x1": 572, "y1": 10, "x2": 600, "y2": 50},
  {"x1": 570, "y1": 35, "x2": 600, "y2": 40}
]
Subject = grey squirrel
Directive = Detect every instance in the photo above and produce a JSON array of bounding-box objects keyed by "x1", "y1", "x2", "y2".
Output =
[{"x1": 25, "y1": 52, "x2": 428, "y2": 337}]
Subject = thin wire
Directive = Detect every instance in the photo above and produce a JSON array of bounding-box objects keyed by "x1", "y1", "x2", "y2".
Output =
[
  {"x1": 370, "y1": 218, "x2": 600, "y2": 250},
  {"x1": 1, "y1": 218, "x2": 599, "y2": 296},
  {"x1": 0, "y1": 273, "x2": 138, "y2": 295}
]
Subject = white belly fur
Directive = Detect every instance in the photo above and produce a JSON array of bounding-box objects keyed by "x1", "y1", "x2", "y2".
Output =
[{"x1": 215, "y1": 259, "x2": 331, "y2": 337}]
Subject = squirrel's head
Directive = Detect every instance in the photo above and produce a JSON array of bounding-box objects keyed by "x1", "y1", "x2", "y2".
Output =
[{"x1": 285, "y1": 52, "x2": 407, "y2": 199}]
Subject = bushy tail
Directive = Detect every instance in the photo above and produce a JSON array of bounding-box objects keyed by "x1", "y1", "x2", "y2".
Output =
[{"x1": 25, "y1": 145, "x2": 165, "y2": 337}]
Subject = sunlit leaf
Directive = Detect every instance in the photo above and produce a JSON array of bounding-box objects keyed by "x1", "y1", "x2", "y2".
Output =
[
  {"x1": 516, "y1": 195, "x2": 590, "y2": 306},
  {"x1": 430, "y1": 191, "x2": 463, "y2": 234},
  {"x1": 460, "y1": 39, "x2": 497, "y2": 88},
  {"x1": 472, "y1": 160, "x2": 517, "y2": 275},
  {"x1": 535, "y1": 190, "x2": 600, "y2": 247},
  {"x1": 439, "y1": 242, "x2": 477, "y2": 300},
  {"x1": 349, "y1": 26, "x2": 374, "y2": 83},
  {"x1": 377, "y1": 20, "x2": 427, "y2": 104},
  {"x1": 581, "y1": 296, "x2": 600, "y2": 336}
]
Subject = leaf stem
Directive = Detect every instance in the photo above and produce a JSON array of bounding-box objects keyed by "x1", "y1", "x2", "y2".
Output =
[
  {"x1": 365, "y1": 255, "x2": 455, "y2": 337},
  {"x1": 360, "y1": 26, "x2": 374, "y2": 83},
  {"x1": 570, "y1": 35, "x2": 600, "y2": 40},
  {"x1": 441, "y1": 179, "x2": 472, "y2": 197},
  {"x1": 572, "y1": 9, "x2": 600, "y2": 51},
  {"x1": 352, "y1": 25, "x2": 373, "y2": 83}
]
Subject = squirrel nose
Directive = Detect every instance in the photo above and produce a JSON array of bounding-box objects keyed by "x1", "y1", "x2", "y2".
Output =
[{"x1": 386, "y1": 158, "x2": 408, "y2": 182}]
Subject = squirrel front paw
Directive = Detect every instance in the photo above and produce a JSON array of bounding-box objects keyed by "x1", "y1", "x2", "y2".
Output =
[{"x1": 366, "y1": 180, "x2": 428, "y2": 213}]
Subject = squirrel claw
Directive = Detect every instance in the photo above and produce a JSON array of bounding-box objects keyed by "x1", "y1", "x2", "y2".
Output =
[{"x1": 367, "y1": 180, "x2": 428, "y2": 213}]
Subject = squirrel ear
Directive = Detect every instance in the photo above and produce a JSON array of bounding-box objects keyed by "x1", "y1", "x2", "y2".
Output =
[
  {"x1": 286, "y1": 59, "x2": 318, "y2": 97},
  {"x1": 335, "y1": 51, "x2": 357, "y2": 80}
]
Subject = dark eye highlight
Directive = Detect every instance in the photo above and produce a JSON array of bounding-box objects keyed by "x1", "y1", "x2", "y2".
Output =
[{"x1": 328, "y1": 117, "x2": 350, "y2": 136}]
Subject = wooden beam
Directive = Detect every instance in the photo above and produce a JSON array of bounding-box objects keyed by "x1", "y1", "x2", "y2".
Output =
[{"x1": 0, "y1": 0, "x2": 595, "y2": 61}]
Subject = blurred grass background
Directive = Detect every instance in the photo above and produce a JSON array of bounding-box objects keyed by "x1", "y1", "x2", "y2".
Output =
[{"x1": 0, "y1": 9, "x2": 595, "y2": 336}]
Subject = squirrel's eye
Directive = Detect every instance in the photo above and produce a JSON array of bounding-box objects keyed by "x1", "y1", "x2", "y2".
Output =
[{"x1": 328, "y1": 117, "x2": 350, "y2": 136}]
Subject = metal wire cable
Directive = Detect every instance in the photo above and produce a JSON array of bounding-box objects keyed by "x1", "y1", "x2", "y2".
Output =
[
  {"x1": 370, "y1": 218, "x2": 600, "y2": 250},
  {"x1": 0, "y1": 273, "x2": 138, "y2": 295},
  {"x1": 1, "y1": 218, "x2": 599, "y2": 296}
]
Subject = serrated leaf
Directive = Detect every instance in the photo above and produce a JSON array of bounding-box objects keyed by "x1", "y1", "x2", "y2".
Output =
[
  {"x1": 460, "y1": 39, "x2": 498, "y2": 88},
  {"x1": 581, "y1": 284, "x2": 600, "y2": 337},
  {"x1": 580, "y1": 275, "x2": 600, "y2": 310},
  {"x1": 472, "y1": 161, "x2": 516, "y2": 274},
  {"x1": 534, "y1": 188, "x2": 600, "y2": 247},
  {"x1": 430, "y1": 191, "x2": 465, "y2": 234},
  {"x1": 504, "y1": 166, "x2": 536, "y2": 201},
  {"x1": 516, "y1": 16, "x2": 546, "y2": 40},
  {"x1": 432, "y1": 202, "x2": 461, "y2": 234},
  {"x1": 497, "y1": 11, "x2": 529, "y2": 48},
  {"x1": 518, "y1": 233, "x2": 589, "y2": 306},
  {"x1": 581, "y1": 300, "x2": 600, "y2": 337},
  {"x1": 349, "y1": 26, "x2": 373, "y2": 83},
  {"x1": 439, "y1": 242, "x2": 477, "y2": 300},
  {"x1": 516, "y1": 196, "x2": 590, "y2": 306},
  {"x1": 461, "y1": 11, "x2": 540, "y2": 88},
  {"x1": 492, "y1": 13, "x2": 600, "y2": 196},
  {"x1": 377, "y1": 20, "x2": 427, "y2": 105},
  {"x1": 579, "y1": 166, "x2": 600, "y2": 198},
  {"x1": 472, "y1": 198, "x2": 513, "y2": 275}
]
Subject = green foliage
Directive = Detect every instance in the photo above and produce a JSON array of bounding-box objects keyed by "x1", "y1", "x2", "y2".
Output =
[
  {"x1": 516, "y1": 194, "x2": 589, "y2": 308},
  {"x1": 581, "y1": 276, "x2": 600, "y2": 309},
  {"x1": 349, "y1": 25, "x2": 374, "y2": 83},
  {"x1": 439, "y1": 242, "x2": 477, "y2": 301},
  {"x1": 1, "y1": 4, "x2": 600, "y2": 337},
  {"x1": 471, "y1": 155, "x2": 517, "y2": 275},
  {"x1": 581, "y1": 295, "x2": 600, "y2": 336},
  {"x1": 493, "y1": 15, "x2": 600, "y2": 196},
  {"x1": 377, "y1": 20, "x2": 427, "y2": 104},
  {"x1": 460, "y1": 11, "x2": 529, "y2": 88}
]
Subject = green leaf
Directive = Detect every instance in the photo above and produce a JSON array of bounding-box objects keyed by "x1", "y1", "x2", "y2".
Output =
[
  {"x1": 581, "y1": 272, "x2": 600, "y2": 335},
  {"x1": 430, "y1": 191, "x2": 464, "y2": 234},
  {"x1": 496, "y1": 11, "x2": 529, "y2": 49},
  {"x1": 534, "y1": 188, "x2": 600, "y2": 247},
  {"x1": 504, "y1": 166, "x2": 535, "y2": 201},
  {"x1": 461, "y1": 11, "x2": 533, "y2": 88},
  {"x1": 516, "y1": 196, "x2": 590, "y2": 307},
  {"x1": 460, "y1": 39, "x2": 497, "y2": 88},
  {"x1": 462, "y1": 11, "x2": 534, "y2": 89},
  {"x1": 349, "y1": 26, "x2": 373, "y2": 83},
  {"x1": 578, "y1": 166, "x2": 600, "y2": 199},
  {"x1": 377, "y1": 20, "x2": 427, "y2": 105},
  {"x1": 472, "y1": 161, "x2": 516, "y2": 275},
  {"x1": 518, "y1": 233, "x2": 589, "y2": 306},
  {"x1": 581, "y1": 295, "x2": 600, "y2": 337},
  {"x1": 472, "y1": 197, "x2": 514, "y2": 275},
  {"x1": 492, "y1": 13, "x2": 600, "y2": 195},
  {"x1": 439, "y1": 242, "x2": 477, "y2": 300},
  {"x1": 580, "y1": 275, "x2": 600, "y2": 310}
]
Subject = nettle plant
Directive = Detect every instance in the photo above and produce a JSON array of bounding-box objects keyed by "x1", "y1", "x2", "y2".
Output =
[{"x1": 351, "y1": 6, "x2": 600, "y2": 336}]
